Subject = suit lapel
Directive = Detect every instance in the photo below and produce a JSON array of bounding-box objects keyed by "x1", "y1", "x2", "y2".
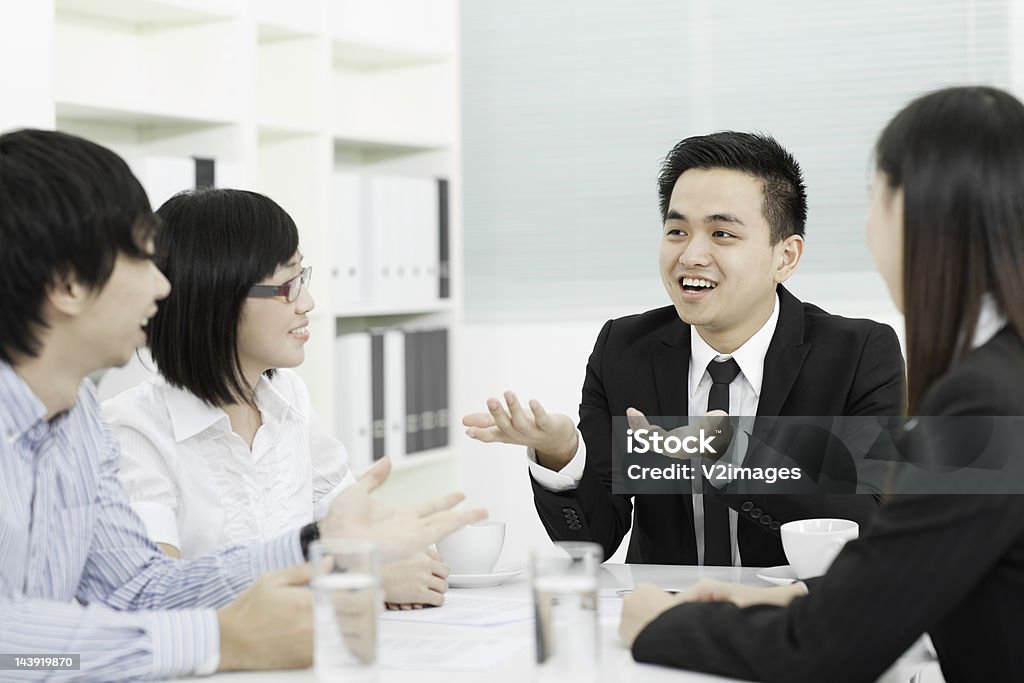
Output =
[
  {"x1": 647, "y1": 319, "x2": 698, "y2": 562},
  {"x1": 757, "y1": 285, "x2": 811, "y2": 419},
  {"x1": 650, "y1": 320, "x2": 690, "y2": 416}
]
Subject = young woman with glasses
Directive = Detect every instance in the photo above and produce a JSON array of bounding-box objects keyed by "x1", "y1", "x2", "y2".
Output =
[{"x1": 104, "y1": 188, "x2": 449, "y2": 608}]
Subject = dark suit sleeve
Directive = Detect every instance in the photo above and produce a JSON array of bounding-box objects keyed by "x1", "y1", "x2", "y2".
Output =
[
  {"x1": 632, "y1": 363, "x2": 1019, "y2": 681},
  {"x1": 714, "y1": 323, "x2": 905, "y2": 534},
  {"x1": 633, "y1": 494, "x2": 1024, "y2": 682},
  {"x1": 530, "y1": 320, "x2": 634, "y2": 561}
]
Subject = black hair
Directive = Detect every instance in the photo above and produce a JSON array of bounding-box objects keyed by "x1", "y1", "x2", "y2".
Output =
[
  {"x1": 657, "y1": 131, "x2": 807, "y2": 243},
  {"x1": 876, "y1": 86, "x2": 1024, "y2": 415},
  {"x1": 0, "y1": 129, "x2": 157, "y2": 363},
  {"x1": 147, "y1": 188, "x2": 299, "y2": 406}
]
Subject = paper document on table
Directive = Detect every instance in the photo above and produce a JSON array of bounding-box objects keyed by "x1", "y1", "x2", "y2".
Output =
[
  {"x1": 381, "y1": 594, "x2": 533, "y2": 626},
  {"x1": 380, "y1": 636, "x2": 530, "y2": 671}
]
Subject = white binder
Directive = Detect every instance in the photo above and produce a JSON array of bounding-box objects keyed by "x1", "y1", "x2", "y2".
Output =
[
  {"x1": 334, "y1": 332, "x2": 373, "y2": 470},
  {"x1": 330, "y1": 171, "x2": 369, "y2": 309}
]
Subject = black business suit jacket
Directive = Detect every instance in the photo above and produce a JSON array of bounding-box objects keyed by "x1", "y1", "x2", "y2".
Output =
[
  {"x1": 531, "y1": 284, "x2": 905, "y2": 566},
  {"x1": 633, "y1": 326, "x2": 1024, "y2": 683}
]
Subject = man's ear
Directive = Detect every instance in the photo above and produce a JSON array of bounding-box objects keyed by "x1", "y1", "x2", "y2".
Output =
[
  {"x1": 46, "y1": 273, "x2": 91, "y2": 318},
  {"x1": 774, "y1": 234, "x2": 804, "y2": 283}
]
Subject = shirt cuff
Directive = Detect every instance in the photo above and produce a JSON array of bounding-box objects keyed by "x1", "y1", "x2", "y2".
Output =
[
  {"x1": 705, "y1": 429, "x2": 749, "y2": 489},
  {"x1": 526, "y1": 429, "x2": 586, "y2": 492},
  {"x1": 146, "y1": 608, "x2": 219, "y2": 678},
  {"x1": 251, "y1": 529, "x2": 306, "y2": 578},
  {"x1": 131, "y1": 501, "x2": 180, "y2": 550}
]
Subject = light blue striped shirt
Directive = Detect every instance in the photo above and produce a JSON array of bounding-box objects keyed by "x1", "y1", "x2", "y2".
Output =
[{"x1": 0, "y1": 361, "x2": 304, "y2": 681}]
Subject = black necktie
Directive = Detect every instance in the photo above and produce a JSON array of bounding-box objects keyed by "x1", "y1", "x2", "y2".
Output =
[{"x1": 703, "y1": 357, "x2": 740, "y2": 566}]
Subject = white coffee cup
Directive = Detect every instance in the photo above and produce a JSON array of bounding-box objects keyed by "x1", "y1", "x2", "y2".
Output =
[
  {"x1": 436, "y1": 521, "x2": 506, "y2": 574},
  {"x1": 780, "y1": 518, "x2": 859, "y2": 579}
]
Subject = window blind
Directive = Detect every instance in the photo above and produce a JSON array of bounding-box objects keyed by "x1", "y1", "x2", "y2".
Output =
[{"x1": 462, "y1": 0, "x2": 1010, "y2": 319}]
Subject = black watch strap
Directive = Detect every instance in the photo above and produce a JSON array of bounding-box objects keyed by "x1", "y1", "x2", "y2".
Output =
[{"x1": 300, "y1": 522, "x2": 320, "y2": 560}]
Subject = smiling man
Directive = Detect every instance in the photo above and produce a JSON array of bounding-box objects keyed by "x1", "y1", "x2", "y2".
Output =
[{"x1": 465, "y1": 131, "x2": 905, "y2": 567}]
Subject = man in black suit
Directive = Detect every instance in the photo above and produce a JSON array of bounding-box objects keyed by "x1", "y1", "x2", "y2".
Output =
[
  {"x1": 464, "y1": 132, "x2": 905, "y2": 567},
  {"x1": 619, "y1": 322, "x2": 1024, "y2": 683}
]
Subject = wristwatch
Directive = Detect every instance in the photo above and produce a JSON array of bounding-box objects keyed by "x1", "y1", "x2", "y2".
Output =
[{"x1": 300, "y1": 521, "x2": 321, "y2": 560}]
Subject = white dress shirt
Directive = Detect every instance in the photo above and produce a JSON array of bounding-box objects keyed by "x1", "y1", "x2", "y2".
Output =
[
  {"x1": 529, "y1": 293, "x2": 781, "y2": 566},
  {"x1": 104, "y1": 369, "x2": 354, "y2": 558}
]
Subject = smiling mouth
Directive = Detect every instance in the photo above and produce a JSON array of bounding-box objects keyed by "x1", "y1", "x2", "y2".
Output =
[
  {"x1": 679, "y1": 276, "x2": 718, "y2": 293},
  {"x1": 289, "y1": 325, "x2": 309, "y2": 337}
]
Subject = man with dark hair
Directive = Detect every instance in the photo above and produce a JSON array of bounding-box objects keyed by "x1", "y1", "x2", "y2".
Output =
[
  {"x1": 0, "y1": 129, "x2": 483, "y2": 679},
  {"x1": 656, "y1": 131, "x2": 807, "y2": 244},
  {"x1": 465, "y1": 131, "x2": 904, "y2": 567}
]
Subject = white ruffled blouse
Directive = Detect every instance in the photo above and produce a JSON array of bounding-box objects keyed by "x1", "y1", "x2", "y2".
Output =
[{"x1": 103, "y1": 369, "x2": 354, "y2": 557}]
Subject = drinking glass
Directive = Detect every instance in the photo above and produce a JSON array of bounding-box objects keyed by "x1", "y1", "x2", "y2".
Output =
[
  {"x1": 531, "y1": 541, "x2": 603, "y2": 678},
  {"x1": 310, "y1": 539, "x2": 380, "y2": 681}
]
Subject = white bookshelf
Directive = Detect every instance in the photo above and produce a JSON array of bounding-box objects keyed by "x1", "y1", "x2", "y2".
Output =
[{"x1": 2, "y1": 0, "x2": 462, "y2": 501}]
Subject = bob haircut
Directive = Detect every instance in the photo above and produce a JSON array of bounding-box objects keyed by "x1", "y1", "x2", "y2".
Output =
[
  {"x1": 147, "y1": 188, "x2": 299, "y2": 406},
  {"x1": 876, "y1": 86, "x2": 1024, "y2": 415},
  {"x1": 0, "y1": 129, "x2": 157, "y2": 363},
  {"x1": 657, "y1": 131, "x2": 808, "y2": 244}
]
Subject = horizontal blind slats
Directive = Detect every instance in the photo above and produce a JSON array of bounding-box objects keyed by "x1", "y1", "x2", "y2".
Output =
[{"x1": 462, "y1": 0, "x2": 1010, "y2": 316}]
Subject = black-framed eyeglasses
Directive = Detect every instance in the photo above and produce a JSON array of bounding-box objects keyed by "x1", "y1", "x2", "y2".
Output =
[{"x1": 247, "y1": 266, "x2": 312, "y2": 304}]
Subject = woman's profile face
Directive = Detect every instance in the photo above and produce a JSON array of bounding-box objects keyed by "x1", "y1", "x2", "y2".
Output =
[
  {"x1": 865, "y1": 170, "x2": 905, "y2": 312},
  {"x1": 237, "y1": 251, "x2": 315, "y2": 376}
]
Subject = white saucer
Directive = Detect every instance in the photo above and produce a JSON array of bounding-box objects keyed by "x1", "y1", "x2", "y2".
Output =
[
  {"x1": 756, "y1": 565, "x2": 799, "y2": 585},
  {"x1": 448, "y1": 566, "x2": 526, "y2": 588}
]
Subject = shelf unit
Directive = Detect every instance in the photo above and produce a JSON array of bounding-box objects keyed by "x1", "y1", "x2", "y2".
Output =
[{"x1": 2, "y1": 0, "x2": 462, "y2": 500}]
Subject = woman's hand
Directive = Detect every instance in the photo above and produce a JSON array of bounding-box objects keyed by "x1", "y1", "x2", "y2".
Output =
[
  {"x1": 381, "y1": 547, "x2": 450, "y2": 607},
  {"x1": 672, "y1": 577, "x2": 807, "y2": 608}
]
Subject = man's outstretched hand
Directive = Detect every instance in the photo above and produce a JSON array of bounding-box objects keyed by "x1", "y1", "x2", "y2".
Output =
[{"x1": 463, "y1": 391, "x2": 579, "y2": 470}]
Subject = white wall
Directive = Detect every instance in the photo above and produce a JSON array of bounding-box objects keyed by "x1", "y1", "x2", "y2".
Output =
[
  {"x1": 456, "y1": 318, "x2": 608, "y2": 566},
  {"x1": 0, "y1": 1, "x2": 54, "y2": 130}
]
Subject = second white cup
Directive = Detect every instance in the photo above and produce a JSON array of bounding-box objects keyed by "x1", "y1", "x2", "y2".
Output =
[
  {"x1": 436, "y1": 520, "x2": 506, "y2": 574},
  {"x1": 781, "y1": 518, "x2": 859, "y2": 579}
]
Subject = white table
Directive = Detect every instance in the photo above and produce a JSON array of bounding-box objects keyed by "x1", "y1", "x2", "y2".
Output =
[{"x1": 212, "y1": 564, "x2": 941, "y2": 683}]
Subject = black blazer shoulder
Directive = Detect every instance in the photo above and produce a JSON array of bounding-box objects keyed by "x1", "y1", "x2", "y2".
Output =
[
  {"x1": 919, "y1": 326, "x2": 1024, "y2": 416},
  {"x1": 800, "y1": 298, "x2": 894, "y2": 344}
]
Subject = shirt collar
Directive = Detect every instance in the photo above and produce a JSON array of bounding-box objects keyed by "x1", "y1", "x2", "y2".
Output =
[
  {"x1": 165, "y1": 380, "x2": 229, "y2": 443},
  {"x1": 971, "y1": 292, "x2": 1008, "y2": 349},
  {"x1": 255, "y1": 372, "x2": 301, "y2": 423},
  {"x1": 689, "y1": 291, "x2": 781, "y2": 399},
  {"x1": 0, "y1": 360, "x2": 51, "y2": 446},
  {"x1": 165, "y1": 373, "x2": 298, "y2": 443}
]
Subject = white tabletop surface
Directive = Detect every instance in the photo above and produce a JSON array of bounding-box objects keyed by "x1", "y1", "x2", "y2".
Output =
[{"x1": 210, "y1": 563, "x2": 942, "y2": 683}]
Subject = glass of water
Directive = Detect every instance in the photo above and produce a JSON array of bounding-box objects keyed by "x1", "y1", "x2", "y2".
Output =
[
  {"x1": 531, "y1": 541, "x2": 603, "y2": 677},
  {"x1": 310, "y1": 539, "x2": 380, "y2": 681}
]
